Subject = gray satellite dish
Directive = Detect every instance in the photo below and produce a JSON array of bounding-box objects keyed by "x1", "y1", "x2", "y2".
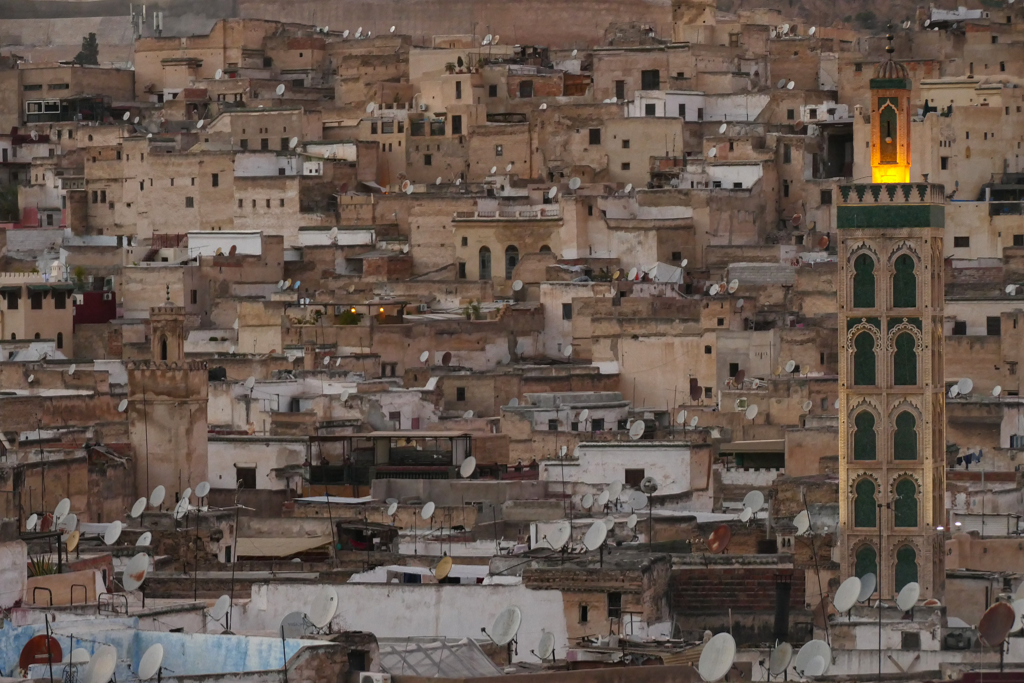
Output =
[
  {"x1": 150, "y1": 485, "x2": 166, "y2": 507},
  {"x1": 583, "y1": 520, "x2": 608, "y2": 550},
  {"x1": 698, "y1": 632, "x2": 736, "y2": 683},
  {"x1": 676, "y1": 410, "x2": 688, "y2": 424},
  {"x1": 537, "y1": 630, "x2": 555, "y2": 659},
  {"x1": 769, "y1": 642, "x2": 793, "y2": 676},
  {"x1": 123, "y1": 111, "x2": 131, "y2": 121},
  {"x1": 628, "y1": 421, "x2": 645, "y2": 440},
  {"x1": 743, "y1": 490, "x2": 765, "y2": 512},
  {"x1": 579, "y1": 408, "x2": 590, "y2": 422},
  {"x1": 690, "y1": 416, "x2": 698, "y2": 428},
  {"x1": 745, "y1": 404, "x2": 758, "y2": 420},
  {"x1": 739, "y1": 507, "x2": 752, "y2": 522},
  {"x1": 563, "y1": 345, "x2": 573, "y2": 358},
  {"x1": 708, "y1": 148, "x2": 717, "y2": 158},
  {"x1": 54, "y1": 498, "x2": 71, "y2": 524},
  {"x1": 508, "y1": 397, "x2": 520, "y2": 406},
  {"x1": 138, "y1": 644, "x2": 164, "y2": 680},
  {"x1": 785, "y1": 359, "x2": 796, "y2": 373},
  {"x1": 118, "y1": 399, "x2": 129, "y2": 413},
  {"x1": 994, "y1": 385, "x2": 1003, "y2": 397},
  {"x1": 68, "y1": 364, "x2": 76, "y2": 376},
  {"x1": 539, "y1": 103, "x2": 548, "y2": 110},
  {"x1": 958, "y1": 377, "x2": 974, "y2": 395},
  {"x1": 628, "y1": 490, "x2": 648, "y2": 510},
  {"x1": 597, "y1": 490, "x2": 610, "y2": 507},
  {"x1": 137, "y1": 532, "x2": 152, "y2": 546},
  {"x1": 309, "y1": 586, "x2": 338, "y2": 627},
  {"x1": 896, "y1": 582, "x2": 921, "y2": 611},
  {"x1": 289, "y1": 137, "x2": 299, "y2": 149},
  {"x1": 173, "y1": 497, "x2": 189, "y2": 520},
  {"x1": 858, "y1": 573, "x2": 876, "y2": 602},
  {"x1": 718, "y1": 123, "x2": 727, "y2": 134},
  {"x1": 627, "y1": 513, "x2": 638, "y2": 528},
  {"x1": 793, "y1": 510, "x2": 810, "y2": 535},
  {"x1": 569, "y1": 177, "x2": 582, "y2": 190},
  {"x1": 793, "y1": 640, "x2": 830, "y2": 676},
  {"x1": 421, "y1": 501, "x2": 435, "y2": 520},
  {"x1": 786, "y1": 81, "x2": 795, "y2": 90},
  {"x1": 512, "y1": 279, "x2": 524, "y2": 291},
  {"x1": 195, "y1": 481, "x2": 211, "y2": 498},
  {"x1": 245, "y1": 376, "x2": 255, "y2": 390},
  {"x1": 281, "y1": 611, "x2": 309, "y2": 638},
  {"x1": 833, "y1": 576, "x2": 861, "y2": 613},
  {"x1": 581, "y1": 493, "x2": 594, "y2": 509},
  {"x1": 210, "y1": 595, "x2": 231, "y2": 621},
  {"x1": 548, "y1": 186, "x2": 558, "y2": 199},
  {"x1": 26, "y1": 513, "x2": 38, "y2": 531},
  {"x1": 490, "y1": 606, "x2": 522, "y2": 645},
  {"x1": 130, "y1": 497, "x2": 147, "y2": 519},
  {"x1": 276, "y1": 84, "x2": 286, "y2": 96},
  {"x1": 460, "y1": 456, "x2": 477, "y2": 478},
  {"x1": 609, "y1": 481, "x2": 623, "y2": 499},
  {"x1": 27, "y1": 374, "x2": 34, "y2": 383},
  {"x1": 546, "y1": 521, "x2": 571, "y2": 549},
  {"x1": 104, "y1": 520, "x2": 122, "y2": 545}
]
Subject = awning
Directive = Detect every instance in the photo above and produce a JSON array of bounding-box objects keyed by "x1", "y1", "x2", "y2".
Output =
[
  {"x1": 26, "y1": 284, "x2": 51, "y2": 293},
  {"x1": 718, "y1": 439, "x2": 785, "y2": 453},
  {"x1": 0, "y1": 285, "x2": 21, "y2": 293},
  {"x1": 234, "y1": 535, "x2": 331, "y2": 558}
]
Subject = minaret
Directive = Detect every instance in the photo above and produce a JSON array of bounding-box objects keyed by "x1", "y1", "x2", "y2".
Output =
[{"x1": 836, "y1": 35, "x2": 945, "y2": 600}]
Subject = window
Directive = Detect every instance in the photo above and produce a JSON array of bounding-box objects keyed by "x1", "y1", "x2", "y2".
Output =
[
  {"x1": 854, "y1": 479, "x2": 877, "y2": 527},
  {"x1": 783, "y1": 144, "x2": 792, "y2": 163},
  {"x1": 589, "y1": 128, "x2": 601, "y2": 145},
  {"x1": 952, "y1": 321, "x2": 967, "y2": 335},
  {"x1": 1001, "y1": 62, "x2": 1006, "y2": 72},
  {"x1": 672, "y1": 251, "x2": 682, "y2": 261},
  {"x1": 100, "y1": 190, "x2": 106, "y2": 203},
  {"x1": 371, "y1": 122, "x2": 378, "y2": 134},
  {"x1": 624, "y1": 468, "x2": 645, "y2": 487},
  {"x1": 212, "y1": 173, "x2": 219, "y2": 187},
  {"x1": 640, "y1": 69, "x2": 660, "y2": 90},
  {"x1": 548, "y1": 419, "x2": 559, "y2": 431},
  {"x1": 456, "y1": 387, "x2": 466, "y2": 401},
  {"x1": 895, "y1": 545, "x2": 918, "y2": 592},
  {"x1": 238, "y1": 199, "x2": 243, "y2": 208},
  {"x1": 505, "y1": 245, "x2": 519, "y2": 279},
  {"x1": 518, "y1": 80, "x2": 534, "y2": 98},
  {"x1": 54, "y1": 292, "x2": 66, "y2": 309},
  {"x1": 855, "y1": 545, "x2": 877, "y2": 579},
  {"x1": 854, "y1": 332, "x2": 876, "y2": 386},
  {"x1": 455, "y1": 80, "x2": 462, "y2": 100},
  {"x1": 854, "y1": 411, "x2": 876, "y2": 460},
  {"x1": 591, "y1": 418, "x2": 605, "y2": 431},
  {"x1": 458, "y1": 262, "x2": 467, "y2": 279},
  {"x1": 495, "y1": 144, "x2": 503, "y2": 157},
  {"x1": 461, "y1": 237, "x2": 468, "y2": 247},
  {"x1": 56, "y1": 332, "x2": 63, "y2": 349},
  {"x1": 645, "y1": 103, "x2": 656, "y2": 116},
  {"x1": 560, "y1": 303, "x2": 574, "y2": 321},
  {"x1": 820, "y1": 189, "x2": 833, "y2": 205},
  {"x1": 424, "y1": 154, "x2": 432, "y2": 166},
  {"x1": 280, "y1": 199, "x2": 285, "y2": 207},
  {"x1": 608, "y1": 592, "x2": 622, "y2": 619},
  {"x1": 191, "y1": 289, "x2": 198, "y2": 305},
  {"x1": 240, "y1": 139, "x2": 249, "y2": 150},
  {"x1": 902, "y1": 632, "x2": 921, "y2": 651},
  {"x1": 893, "y1": 332, "x2": 917, "y2": 385},
  {"x1": 622, "y1": 139, "x2": 630, "y2": 149},
  {"x1": 579, "y1": 604, "x2": 589, "y2": 623},
  {"x1": 786, "y1": 108, "x2": 795, "y2": 120},
  {"x1": 451, "y1": 114, "x2": 462, "y2": 135},
  {"x1": 236, "y1": 466, "x2": 257, "y2": 489},
  {"x1": 31, "y1": 292, "x2": 43, "y2": 310},
  {"x1": 717, "y1": 317, "x2": 725, "y2": 326},
  {"x1": 615, "y1": 80, "x2": 625, "y2": 100},
  {"x1": 6, "y1": 292, "x2": 18, "y2": 310},
  {"x1": 894, "y1": 479, "x2": 918, "y2": 527},
  {"x1": 941, "y1": 156, "x2": 949, "y2": 170},
  {"x1": 729, "y1": 362, "x2": 739, "y2": 377},
  {"x1": 488, "y1": 84, "x2": 498, "y2": 97},
  {"x1": 479, "y1": 246, "x2": 491, "y2": 280},
  {"x1": 783, "y1": 180, "x2": 789, "y2": 197},
  {"x1": 705, "y1": 345, "x2": 712, "y2": 354},
  {"x1": 185, "y1": 196, "x2": 195, "y2": 208},
  {"x1": 894, "y1": 411, "x2": 917, "y2": 460},
  {"x1": 23, "y1": 84, "x2": 43, "y2": 91},
  {"x1": 621, "y1": 162, "x2": 630, "y2": 171},
  {"x1": 260, "y1": 138, "x2": 269, "y2": 151},
  {"x1": 893, "y1": 255, "x2": 916, "y2": 308},
  {"x1": 853, "y1": 254, "x2": 875, "y2": 308},
  {"x1": 993, "y1": 34, "x2": 999, "y2": 43},
  {"x1": 697, "y1": 107, "x2": 703, "y2": 121},
  {"x1": 954, "y1": 236, "x2": 970, "y2": 248},
  {"x1": 1014, "y1": 234, "x2": 1024, "y2": 246},
  {"x1": 678, "y1": 103, "x2": 686, "y2": 118},
  {"x1": 988, "y1": 316, "x2": 1002, "y2": 336}
]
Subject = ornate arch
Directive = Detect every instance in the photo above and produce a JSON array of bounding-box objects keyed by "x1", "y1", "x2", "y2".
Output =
[
  {"x1": 886, "y1": 320, "x2": 923, "y2": 351},
  {"x1": 849, "y1": 245, "x2": 880, "y2": 310},
  {"x1": 891, "y1": 472, "x2": 921, "y2": 529},
  {"x1": 889, "y1": 244, "x2": 919, "y2": 309},
  {"x1": 852, "y1": 540, "x2": 879, "y2": 579},
  {"x1": 888, "y1": 320, "x2": 922, "y2": 387},
  {"x1": 888, "y1": 240, "x2": 921, "y2": 264},
  {"x1": 848, "y1": 321, "x2": 881, "y2": 387}
]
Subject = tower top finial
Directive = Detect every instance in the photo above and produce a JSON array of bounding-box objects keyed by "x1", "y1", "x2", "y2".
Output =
[
  {"x1": 885, "y1": 33, "x2": 895, "y2": 55},
  {"x1": 165, "y1": 284, "x2": 170, "y2": 302}
]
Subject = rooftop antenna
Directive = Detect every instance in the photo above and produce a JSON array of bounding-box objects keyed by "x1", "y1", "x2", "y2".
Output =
[
  {"x1": 979, "y1": 601, "x2": 1015, "y2": 672},
  {"x1": 896, "y1": 581, "x2": 920, "y2": 613},
  {"x1": 54, "y1": 498, "x2": 71, "y2": 524},
  {"x1": 698, "y1": 632, "x2": 736, "y2": 682},
  {"x1": 628, "y1": 420, "x2": 645, "y2": 440},
  {"x1": 26, "y1": 513, "x2": 38, "y2": 532},
  {"x1": 957, "y1": 377, "x2": 974, "y2": 395},
  {"x1": 727, "y1": 279, "x2": 739, "y2": 293},
  {"x1": 210, "y1": 594, "x2": 231, "y2": 625},
  {"x1": 276, "y1": 84, "x2": 286, "y2": 96},
  {"x1": 548, "y1": 186, "x2": 558, "y2": 200},
  {"x1": 581, "y1": 492, "x2": 594, "y2": 510},
  {"x1": 215, "y1": 69, "x2": 223, "y2": 79},
  {"x1": 419, "y1": 350, "x2": 430, "y2": 364},
  {"x1": 104, "y1": 521, "x2": 122, "y2": 545},
  {"x1": 563, "y1": 345, "x2": 573, "y2": 359},
  {"x1": 994, "y1": 385, "x2": 1003, "y2": 397},
  {"x1": 745, "y1": 404, "x2": 759, "y2": 421}
]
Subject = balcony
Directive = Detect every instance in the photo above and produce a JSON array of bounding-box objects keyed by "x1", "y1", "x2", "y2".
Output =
[{"x1": 453, "y1": 207, "x2": 561, "y2": 221}]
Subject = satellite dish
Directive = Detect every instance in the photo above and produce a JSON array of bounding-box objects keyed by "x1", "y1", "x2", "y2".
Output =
[
  {"x1": 571, "y1": 48, "x2": 579, "y2": 57},
  {"x1": 196, "y1": 120, "x2": 205, "y2": 129},
  {"x1": 1007, "y1": 284, "x2": 1019, "y2": 295},
  {"x1": 323, "y1": 356, "x2": 330, "y2": 366},
  {"x1": 539, "y1": 103, "x2": 548, "y2": 110},
  {"x1": 460, "y1": 455, "x2": 477, "y2": 478},
  {"x1": 597, "y1": 490, "x2": 610, "y2": 507},
  {"x1": 421, "y1": 501, "x2": 436, "y2": 520},
  {"x1": 786, "y1": 81, "x2": 795, "y2": 90},
  {"x1": 979, "y1": 602, "x2": 1016, "y2": 646},
  {"x1": 31, "y1": 130, "x2": 39, "y2": 141},
  {"x1": 727, "y1": 279, "x2": 739, "y2": 293},
  {"x1": 802, "y1": 400, "x2": 813, "y2": 413},
  {"x1": 624, "y1": 183, "x2": 634, "y2": 194},
  {"x1": 583, "y1": 520, "x2": 608, "y2": 550},
  {"x1": 743, "y1": 490, "x2": 765, "y2": 512},
  {"x1": 130, "y1": 497, "x2": 147, "y2": 518},
  {"x1": 84, "y1": 646, "x2": 117, "y2": 683},
  {"x1": 569, "y1": 177, "x2": 582, "y2": 190},
  {"x1": 949, "y1": 385, "x2": 960, "y2": 398},
  {"x1": 26, "y1": 513, "x2": 38, "y2": 531},
  {"x1": 196, "y1": 481, "x2": 211, "y2": 498},
  {"x1": 505, "y1": 163, "x2": 513, "y2": 172},
  {"x1": 628, "y1": 267, "x2": 638, "y2": 281},
  {"x1": 309, "y1": 586, "x2": 339, "y2": 627},
  {"x1": 833, "y1": 576, "x2": 862, "y2": 613},
  {"x1": 579, "y1": 408, "x2": 590, "y2": 422},
  {"x1": 793, "y1": 510, "x2": 810, "y2": 535},
  {"x1": 563, "y1": 345, "x2": 573, "y2": 358},
  {"x1": 777, "y1": 78, "x2": 787, "y2": 89},
  {"x1": 104, "y1": 520, "x2": 122, "y2": 545},
  {"x1": 67, "y1": 530, "x2": 81, "y2": 552},
  {"x1": 708, "y1": 147, "x2": 717, "y2": 158},
  {"x1": 548, "y1": 186, "x2": 558, "y2": 199},
  {"x1": 173, "y1": 497, "x2": 189, "y2": 520},
  {"x1": 490, "y1": 606, "x2": 522, "y2": 645},
  {"x1": 117, "y1": 399, "x2": 129, "y2": 413},
  {"x1": 137, "y1": 532, "x2": 152, "y2": 546},
  {"x1": 537, "y1": 630, "x2": 556, "y2": 660},
  {"x1": 896, "y1": 582, "x2": 920, "y2": 612},
  {"x1": 182, "y1": 487, "x2": 192, "y2": 503},
  {"x1": 508, "y1": 398, "x2": 520, "y2": 406},
  {"x1": 739, "y1": 507, "x2": 752, "y2": 522},
  {"x1": 441, "y1": 351, "x2": 452, "y2": 366},
  {"x1": 123, "y1": 552, "x2": 149, "y2": 590},
  {"x1": 356, "y1": 27, "x2": 363, "y2": 37},
  {"x1": 215, "y1": 69, "x2": 224, "y2": 79},
  {"x1": 138, "y1": 644, "x2": 164, "y2": 680},
  {"x1": 833, "y1": 399, "x2": 840, "y2": 409},
  {"x1": 805, "y1": 656, "x2": 827, "y2": 676},
  {"x1": 54, "y1": 498, "x2": 71, "y2": 523},
  {"x1": 483, "y1": 33, "x2": 493, "y2": 45},
  {"x1": 133, "y1": 116, "x2": 140, "y2": 124},
  {"x1": 958, "y1": 377, "x2": 974, "y2": 394},
  {"x1": 628, "y1": 490, "x2": 648, "y2": 510},
  {"x1": 58, "y1": 513, "x2": 78, "y2": 535},
  {"x1": 275, "y1": 83, "x2": 286, "y2": 96},
  {"x1": 462, "y1": 409, "x2": 474, "y2": 419},
  {"x1": 210, "y1": 595, "x2": 231, "y2": 621},
  {"x1": 390, "y1": 25, "x2": 396, "y2": 32},
  {"x1": 609, "y1": 481, "x2": 623, "y2": 499},
  {"x1": 707, "y1": 525, "x2": 731, "y2": 553},
  {"x1": 858, "y1": 573, "x2": 877, "y2": 601},
  {"x1": 281, "y1": 612, "x2": 309, "y2": 638},
  {"x1": 69, "y1": 648, "x2": 91, "y2": 665},
  {"x1": 629, "y1": 421, "x2": 645, "y2": 440},
  {"x1": 69, "y1": 364, "x2": 77, "y2": 376},
  {"x1": 676, "y1": 410, "x2": 688, "y2": 424},
  {"x1": 745, "y1": 404, "x2": 758, "y2": 420},
  {"x1": 401, "y1": 180, "x2": 411, "y2": 194},
  {"x1": 627, "y1": 513, "x2": 638, "y2": 529},
  {"x1": 717, "y1": 122, "x2": 727, "y2": 134},
  {"x1": 698, "y1": 632, "x2": 736, "y2": 683},
  {"x1": 791, "y1": 213, "x2": 802, "y2": 226},
  {"x1": 27, "y1": 374, "x2": 34, "y2": 383},
  {"x1": 546, "y1": 521, "x2": 571, "y2": 549},
  {"x1": 809, "y1": 26, "x2": 817, "y2": 35},
  {"x1": 581, "y1": 493, "x2": 594, "y2": 509},
  {"x1": 289, "y1": 137, "x2": 298, "y2": 149},
  {"x1": 490, "y1": 166, "x2": 497, "y2": 174},
  {"x1": 560, "y1": 446, "x2": 568, "y2": 457},
  {"x1": 150, "y1": 485, "x2": 166, "y2": 507},
  {"x1": 709, "y1": 284, "x2": 720, "y2": 295},
  {"x1": 123, "y1": 111, "x2": 131, "y2": 121},
  {"x1": 434, "y1": 556, "x2": 453, "y2": 580},
  {"x1": 342, "y1": 29, "x2": 350, "y2": 37},
  {"x1": 793, "y1": 640, "x2": 831, "y2": 676},
  {"x1": 785, "y1": 360, "x2": 796, "y2": 373},
  {"x1": 245, "y1": 376, "x2": 256, "y2": 390},
  {"x1": 769, "y1": 642, "x2": 794, "y2": 676}
]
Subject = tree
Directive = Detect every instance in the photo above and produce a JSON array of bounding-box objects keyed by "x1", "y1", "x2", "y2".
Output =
[{"x1": 74, "y1": 33, "x2": 100, "y2": 65}]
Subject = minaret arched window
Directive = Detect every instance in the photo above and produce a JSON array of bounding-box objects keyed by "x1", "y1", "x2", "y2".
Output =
[
  {"x1": 855, "y1": 545, "x2": 877, "y2": 579},
  {"x1": 895, "y1": 545, "x2": 918, "y2": 592},
  {"x1": 853, "y1": 254, "x2": 875, "y2": 308},
  {"x1": 893, "y1": 411, "x2": 918, "y2": 460},
  {"x1": 893, "y1": 254, "x2": 917, "y2": 308},
  {"x1": 854, "y1": 332, "x2": 876, "y2": 386},
  {"x1": 854, "y1": 479, "x2": 877, "y2": 527},
  {"x1": 894, "y1": 478, "x2": 918, "y2": 528},
  {"x1": 893, "y1": 333, "x2": 917, "y2": 386},
  {"x1": 854, "y1": 411, "x2": 876, "y2": 461},
  {"x1": 160, "y1": 335, "x2": 168, "y2": 361}
]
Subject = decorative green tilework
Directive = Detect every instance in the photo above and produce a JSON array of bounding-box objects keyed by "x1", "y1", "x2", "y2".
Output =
[
  {"x1": 893, "y1": 255, "x2": 916, "y2": 308},
  {"x1": 894, "y1": 478, "x2": 918, "y2": 527},
  {"x1": 854, "y1": 479, "x2": 877, "y2": 527},
  {"x1": 853, "y1": 255, "x2": 876, "y2": 308},
  {"x1": 837, "y1": 205, "x2": 945, "y2": 229},
  {"x1": 894, "y1": 412, "x2": 917, "y2": 461},
  {"x1": 895, "y1": 545, "x2": 918, "y2": 593},
  {"x1": 856, "y1": 545, "x2": 878, "y2": 579},
  {"x1": 854, "y1": 332, "x2": 877, "y2": 386},
  {"x1": 854, "y1": 411, "x2": 876, "y2": 460},
  {"x1": 893, "y1": 333, "x2": 917, "y2": 386}
]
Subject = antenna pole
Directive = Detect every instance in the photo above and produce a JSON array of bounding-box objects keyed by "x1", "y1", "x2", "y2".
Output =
[
  {"x1": 878, "y1": 501, "x2": 883, "y2": 679},
  {"x1": 194, "y1": 505, "x2": 200, "y2": 601},
  {"x1": 280, "y1": 625, "x2": 289, "y2": 683},
  {"x1": 45, "y1": 613, "x2": 54, "y2": 683},
  {"x1": 228, "y1": 480, "x2": 241, "y2": 631}
]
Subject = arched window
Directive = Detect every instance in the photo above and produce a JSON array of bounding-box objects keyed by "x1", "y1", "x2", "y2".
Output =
[
  {"x1": 893, "y1": 254, "x2": 917, "y2": 308},
  {"x1": 895, "y1": 545, "x2": 918, "y2": 592},
  {"x1": 853, "y1": 411, "x2": 876, "y2": 460},
  {"x1": 34, "y1": 333, "x2": 40, "y2": 339},
  {"x1": 855, "y1": 545, "x2": 877, "y2": 579},
  {"x1": 854, "y1": 332, "x2": 876, "y2": 386},
  {"x1": 479, "y1": 247, "x2": 492, "y2": 280},
  {"x1": 894, "y1": 478, "x2": 918, "y2": 527},
  {"x1": 893, "y1": 332, "x2": 917, "y2": 386},
  {"x1": 10, "y1": 333, "x2": 15, "y2": 340},
  {"x1": 853, "y1": 254, "x2": 875, "y2": 308},
  {"x1": 160, "y1": 336, "x2": 168, "y2": 361},
  {"x1": 893, "y1": 411, "x2": 917, "y2": 460},
  {"x1": 56, "y1": 332, "x2": 63, "y2": 349},
  {"x1": 854, "y1": 479, "x2": 877, "y2": 527},
  {"x1": 539, "y1": 245, "x2": 552, "y2": 253},
  {"x1": 505, "y1": 245, "x2": 519, "y2": 280}
]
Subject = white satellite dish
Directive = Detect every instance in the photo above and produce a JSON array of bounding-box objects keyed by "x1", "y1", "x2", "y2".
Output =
[
  {"x1": 210, "y1": 595, "x2": 231, "y2": 621},
  {"x1": 104, "y1": 520, "x2": 122, "y2": 545},
  {"x1": 419, "y1": 350, "x2": 430, "y2": 363},
  {"x1": 809, "y1": 26, "x2": 817, "y2": 35},
  {"x1": 130, "y1": 497, "x2": 147, "y2": 519},
  {"x1": 708, "y1": 147, "x2": 717, "y2": 158},
  {"x1": 579, "y1": 408, "x2": 590, "y2": 422},
  {"x1": 173, "y1": 497, "x2": 189, "y2": 520},
  {"x1": 31, "y1": 130, "x2": 39, "y2": 141},
  {"x1": 118, "y1": 399, "x2": 128, "y2": 413},
  {"x1": 435, "y1": 176, "x2": 443, "y2": 185},
  {"x1": 583, "y1": 520, "x2": 608, "y2": 550},
  {"x1": 122, "y1": 111, "x2": 131, "y2": 121},
  {"x1": 323, "y1": 356, "x2": 330, "y2": 366},
  {"x1": 490, "y1": 166, "x2": 497, "y2": 174},
  {"x1": 58, "y1": 513, "x2": 78, "y2": 536},
  {"x1": 786, "y1": 81, "x2": 795, "y2": 90},
  {"x1": 793, "y1": 510, "x2": 810, "y2": 535},
  {"x1": 54, "y1": 498, "x2": 71, "y2": 524},
  {"x1": 833, "y1": 576, "x2": 862, "y2": 613},
  {"x1": 560, "y1": 445, "x2": 568, "y2": 457},
  {"x1": 537, "y1": 630, "x2": 556, "y2": 659},
  {"x1": 717, "y1": 122, "x2": 727, "y2": 134},
  {"x1": 858, "y1": 573, "x2": 877, "y2": 602},
  {"x1": 539, "y1": 103, "x2": 548, "y2": 110},
  {"x1": 138, "y1": 644, "x2": 164, "y2": 680},
  {"x1": 366, "y1": 102, "x2": 376, "y2": 114},
  {"x1": 597, "y1": 490, "x2": 610, "y2": 507},
  {"x1": 196, "y1": 481, "x2": 211, "y2": 498},
  {"x1": 949, "y1": 385, "x2": 960, "y2": 398},
  {"x1": 627, "y1": 513, "x2": 638, "y2": 529},
  {"x1": 122, "y1": 552, "x2": 149, "y2": 590},
  {"x1": 805, "y1": 657, "x2": 827, "y2": 676},
  {"x1": 958, "y1": 377, "x2": 974, "y2": 395},
  {"x1": 793, "y1": 640, "x2": 831, "y2": 677},
  {"x1": 896, "y1": 582, "x2": 921, "y2": 611},
  {"x1": 608, "y1": 481, "x2": 623, "y2": 499},
  {"x1": 505, "y1": 163, "x2": 513, "y2": 172},
  {"x1": 182, "y1": 487, "x2": 192, "y2": 503},
  {"x1": 462, "y1": 409, "x2": 474, "y2": 418},
  {"x1": 623, "y1": 183, "x2": 633, "y2": 194},
  {"x1": 629, "y1": 420, "x2": 645, "y2": 440},
  {"x1": 26, "y1": 513, "x2": 38, "y2": 531},
  {"x1": 356, "y1": 27, "x2": 363, "y2": 37},
  {"x1": 491, "y1": 606, "x2": 522, "y2": 645},
  {"x1": 245, "y1": 376, "x2": 256, "y2": 390},
  {"x1": 546, "y1": 521, "x2": 571, "y2": 549},
  {"x1": 69, "y1": 648, "x2": 91, "y2": 664},
  {"x1": 460, "y1": 456, "x2": 477, "y2": 478},
  {"x1": 133, "y1": 116, "x2": 139, "y2": 124},
  {"x1": 581, "y1": 493, "x2": 594, "y2": 509},
  {"x1": 215, "y1": 69, "x2": 223, "y2": 79},
  {"x1": 27, "y1": 374, "x2": 34, "y2": 383},
  {"x1": 743, "y1": 490, "x2": 765, "y2": 512},
  {"x1": 196, "y1": 120, "x2": 204, "y2": 129},
  {"x1": 68, "y1": 364, "x2": 76, "y2": 376},
  {"x1": 563, "y1": 345, "x2": 573, "y2": 358},
  {"x1": 698, "y1": 632, "x2": 737, "y2": 683},
  {"x1": 628, "y1": 267, "x2": 638, "y2": 281},
  {"x1": 1007, "y1": 284, "x2": 1019, "y2": 295},
  {"x1": 676, "y1": 410, "x2": 688, "y2": 424},
  {"x1": 137, "y1": 532, "x2": 152, "y2": 546},
  {"x1": 569, "y1": 177, "x2": 582, "y2": 190},
  {"x1": 289, "y1": 137, "x2": 298, "y2": 149},
  {"x1": 769, "y1": 642, "x2": 794, "y2": 676},
  {"x1": 512, "y1": 279, "x2": 524, "y2": 292},
  {"x1": 690, "y1": 416, "x2": 698, "y2": 427},
  {"x1": 405, "y1": 184, "x2": 414, "y2": 195},
  {"x1": 508, "y1": 397, "x2": 520, "y2": 407},
  {"x1": 709, "y1": 284, "x2": 720, "y2": 296},
  {"x1": 785, "y1": 360, "x2": 796, "y2": 373},
  {"x1": 571, "y1": 48, "x2": 578, "y2": 57},
  {"x1": 727, "y1": 279, "x2": 739, "y2": 293},
  {"x1": 342, "y1": 29, "x2": 350, "y2": 37},
  {"x1": 745, "y1": 404, "x2": 758, "y2": 420},
  {"x1": 548, "y1": 186, "x2": 558, "y2": 199},
  {"x1": 802, "y1": 400, "x2": 813, "y2": 413},
  {"x1": 309, "y1": 586, "x2": 339, "y2": 627},
  {"x1": 482, "y1": 33, "x2": 493, "y2": 45},
  {"x1": 994, "y1": 385, "x2": 1003, "y2": 397},
  {"x1": 84, "y1": 646, "x2": 117, "y2": 683},
  {"x1": 628, "y1": 490, "x2": 648, "y2": 510},
  {"x1": 739, "y1": 507, "x2": 752, "y2": 522},
  {"x1": 834, "y1": 399, "x2": 840, "y2": 410},
  {"x1": 150, "y1": 485, "x2": 166, "y2": 507},
  {"x1": 421, "y1": 501, "x2": 436, "y2": 520},
  {"x1": 390, "y1": 25, "x2": 396, "y2": 32}
]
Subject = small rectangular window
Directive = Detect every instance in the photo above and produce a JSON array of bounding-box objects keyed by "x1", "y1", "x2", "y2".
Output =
[
  {"x1": 280, "y1": 199, "x2": 285, "y2": 207},
  {"x1": 624, "y1": 468, "x2": 645, "y2": 487},
  {"x1": 488, "y1": 84, "x2": 498, "y2": 97},
  {"x1": 456, "y1": 387, "x2": 466, "y2": 401},
  {"x1": 191, "y1": 290, "x2": 198, "y2": 304},
  {"x1": 458, "y1": 262, "x2": 467, "y2": 278},
  {"x1": 212, "y1": 173, "x2": 219, "y2": 187},
  {"x1": 855, "y1": 63, "x2": 863, "y2": 72},
  {"x1": 621, "y1": 162, "x2": 630, "y2": 170},
  {"x1": 31, "y1": 292, "x2": 43, "y2": 310},
  {"x1": 589, "y1": 128, "x2": 601, "y2": 145},
  {"x1": 424, "y1": 154, "x2": 432, "y2": 166},
  {"x1": 820, "y1": 189, "x2": 833, "y2": 205},
  {"x1": 548, "y1": 419, "x2": 559, "y2": 431},
  {"x1": 645, "y1": 103, "x2": 656, "y2": 116},
  {"x1": 787, "y1": 108, "x2": 795, "y2": 120},
  {"x1": 240, "y1": 139, "x2": 248, "y2": 150},
  {"x1": 640, "y1": 69, "x2": 660, "y2": 90},
  {"x1": 579, "y1": 604, "x2": 589, "y2": 623},
  {"x1": 615, "y1": 80, "x2": 625, "y2": 100},
  {"x1": 185, "y1": 196, "x2": 194, "y2": 208},
  {"x1": 672, "y1": 251, "x2": 682, "y2": 261},
  {"x1": 941, "y1": 157, "x2": 949, "y2": 170},
  {"x1": 952, "y1": 321, "x2": 967, "y2": 335},
  {"x1": 562, "y1": 303, "x2": 573, "y2": 320},
  {"x1": 783, "y1": 144, "x2": 792, "y2": 163},
  {"x1": 54, "y1": 292, "x2": 66, "y2": 309},
  {"x1": 705, "y1": 345, "x2": 712, "y2": 354},
  {"x1": 729, "y1": 362, "x2": 739, "y2": 377},
  {"x1": 260, "y1": 138, "x2": 269, "y2": 150},
  {"x1": 236, "y1": 467, "x2": 256, "y2": 489},
  {"x1": 678, "y1": 103, "x2": 686, "y2": 118},
  {"x1": 954, "y1": 236, "x2": 970, "y2": 248},
  {"x1": 455, "y1": 80, "x2": 462, "y2": 99},
  {"x1": 622, "y1": 139, "x2": 630, "y2": 149},
  {"x1": 608, "y1": 592, "x2": 622, "y2": 619},
  {"x1": 1013, "y1": 234, "x2": 1024, "y2": 246},
  {"x1": 783, "y1": 179, "x2": 790, "y2": 197},
  {"x1": 591, "y1": 418, "x2": 605, "y2": 430},
  {"x1": 987, "y1": 316, "x2": 1002, "y2": 336}
]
